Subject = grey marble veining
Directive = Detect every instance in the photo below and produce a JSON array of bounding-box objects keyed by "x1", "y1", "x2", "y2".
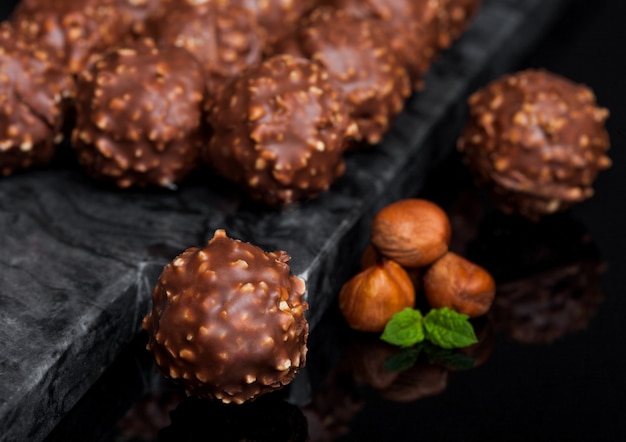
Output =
[{"x1": 0, "y1": 0, "x2": 573, "y2": 440}]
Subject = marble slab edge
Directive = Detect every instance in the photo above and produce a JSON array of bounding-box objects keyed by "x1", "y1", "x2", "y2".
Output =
[{"x1": 0, "y1": 0, "x2": 573, "y2": 440}]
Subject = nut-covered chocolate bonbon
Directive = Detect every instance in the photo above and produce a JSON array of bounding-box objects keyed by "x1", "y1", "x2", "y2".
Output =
[
  {"x1": 205, "y1": 54, "x2": 355, "y2": 206},
  {"x1": 221, "y1": 0, "x2": 315, "y2": 47},
  {"x1": 274, "y1": 7, "x2": 411, "y2": 145},
  {"x1": 458, "y1": 69, "x2": 611, "y2": 220},
  {"x1": 143, "y1": 0, "x2": 264, "y2": 101},
  {"x1": 10, "y1": 0, "x2": 132, "y2": 75},
  {"x1": 142, "y1": 229, "x2": 309, "y2": 404},
  {"x1": 0, "y1": 23, "x2": 74, "y2": 177},
  {"x1": 72, "y1": 39, "x2": 206, "y2": 188},
  {"x1": 318, "y1": 0, "x2": 438, "y2": 90}
]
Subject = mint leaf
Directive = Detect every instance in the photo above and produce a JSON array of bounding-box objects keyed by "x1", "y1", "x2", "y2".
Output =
[
  {"x1": 380, "y1": 308, "x2": 424, "y2": 348},
  {"x1": 436, "y1": 351, "x2": 477, "y2": 370},
  {"x1": 383, "y1": 346, "x2": 421, "y2": 372},
  {"x1": 423, "y1": 307, "x2": 478, "y2": 349}
]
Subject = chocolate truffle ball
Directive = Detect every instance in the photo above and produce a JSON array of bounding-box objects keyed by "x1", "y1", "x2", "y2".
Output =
[
  {"x1": 205, "y1": 54, "x2": 355, "y2": 207},
  {"x1": 72, "y1": 39, "x2": 206, "y2": 188},
  {"x1": 274, "y1": 7, "x2": 411, "y2": 145},
  {"x1": 435, "y1": 0, "x2": 481, "y2": 50},
  {"x1": 143, "y1": 0, "x2": 264, "y2": 102},
  {"x1": 10, "y1": 0, "x2": 132, "y2": 75},
  {"x1": 142, "y1": 229, "x2": 309, "y2": 404},
  {"x1": 220, "y1": 0, "x2": 316, "y2": 47},
  {"x1": 0, "y1": 23, "x2": 74, "y2": 177},
  {"x1": 457, "y1": 69, "x2": 611, "y2": 220},
  {"x1": 317, "y1": 0, "x2": 438, "y2": 90}
]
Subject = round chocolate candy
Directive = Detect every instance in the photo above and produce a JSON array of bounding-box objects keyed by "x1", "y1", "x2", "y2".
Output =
[
  {"x1": 10, "y1": 0, "x2": 132, "y2": 75},
  {"x1": 143, "y1": 0, "x2": 264, "y2": 103},
  {"x1": 72, "y1": 38, "x2": 206, "y2": 188},
  {"x1": 220, "y1": 0, "x2": 316, "y2": 48},
  {"x1": 273, "y1": 7, "x2": 411, "y2": 145},
  {"x1": 457, "y1": 69, "x2": 611, "y2": 220},
  {"x1": 317, "y1": 0, "x2": 438, "y2": 90},
  {"x1": 0, "y1": 23, "x2": 74, "y2": 177},
  {"x1": 142, "y1": 229, "x2": 309, "y2": 404},
  {"x1": 205, "y1": 54, "x2": 355, "y2": 207}
]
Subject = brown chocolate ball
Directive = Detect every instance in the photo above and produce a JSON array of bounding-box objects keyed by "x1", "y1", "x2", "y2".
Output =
[
  {"x1": 0, "y1": 23, "x2": 74, "y2": 177},
  {"x1": 435, "y1": 0, "x2": 482, "y2": 50},
  {"x1": 274, "y1": 7, "x2": 411, "y2": 145},
  {"x1": 457, "y1": 69, "x2": 611, "y2": 220},
  {"x1": 219, "y1": 0, "x2": 316, "y2": 47},
  {"x1": 72, "y1": 39, "x2": 206, "y2": 188},
  {"x1": 205, "y1": 54, "x2": 355, "y2": 207},
  {"x1": 317, "y1": 0, "x2": 438, "y2": 90},
  {"x1": 143, "y1": 0, "x2": 264, "y2": 102},
  {"x1": 10, "y1": 0, "x2": 132, "y2": 75},
  {"x1": 142, "y1": 229, "x2": 309, "y2": 404}
]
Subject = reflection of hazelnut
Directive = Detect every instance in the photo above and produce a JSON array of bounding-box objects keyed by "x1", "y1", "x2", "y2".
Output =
[
  {"x1": 339, "y1": 258, "x2": 415, "y2": 333},
  {"x1": 371, "y1": 198, "x2": 452, "y2": 268},
  {"x1": 380, "y1": 362, "x2": 449, "y2": 402},
  {"x1": 423, "y1": 252, "x2": 495, "y2": 317}
]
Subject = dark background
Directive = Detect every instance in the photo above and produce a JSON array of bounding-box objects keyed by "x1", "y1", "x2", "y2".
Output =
[{"x1": 2, "y1": 0, "x2": 626, "y2": 440}]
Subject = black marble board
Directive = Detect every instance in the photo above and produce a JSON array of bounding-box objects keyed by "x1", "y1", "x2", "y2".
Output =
[{"x1": 0, "y1": 0, "x2": 573, "y2": 440}]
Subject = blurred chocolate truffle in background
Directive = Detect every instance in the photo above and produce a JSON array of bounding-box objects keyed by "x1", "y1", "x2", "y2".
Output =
[
  {"x1": 72, "y1": 38, "x2": 206, "y2": 188},
  {"x1": 273, "y1": 7, "x2": 411, "y2": 146},
  {"x1": 112, "y1": 0, "x2": 163, "y2": 36},
  {"x1": 143, "y1": 0, "x2": 264, "y2": 103},
  {"x1": 205, "y1": 54, "x2": 355, "y2": 207},
  {"x1": 10, "y1": 0, "x2": 132, "y2": 75},
  {"x1": 142, "y1": 229, "x2": 309, "y2": 404},
  {"x1": 436, "y1": 0, "x2": 482, "y2": 50},
  {"x1": 458, "y1": 69, "x2": 611, "y2": 220},
  {"x1": 0, "y1": 23, "x2": 74, "y2": 176},
  {"x1": 466, "y1": 211, "x2": 605, "y2": 344},
  {"x1": 221, "y1": 0, "x2": 315, "y2": 48},
  {"x1": 316, "y1": 0, "x2": 439, "y2": 90}
]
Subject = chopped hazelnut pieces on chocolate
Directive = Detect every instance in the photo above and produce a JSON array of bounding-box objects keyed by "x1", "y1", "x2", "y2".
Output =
[
  {"x1": 72, "y1": 38, "x2": 206, "y2": 188},
  {"x1": 0, "y1": 23, "x2": 74, "y2": 177},
  {"x1": 143, "y1": 0, "x2": 264, "y2": 101},
  {"x1": 273, "y1": 7, "x2": 411, "y2": 145},
  {"x1": 205, "y1": 54, "x2": 355, "y2": 207},
  {"x1": 142, "y1": 229, "x2": 309, "y2": 404},
  {"x1": 10, "y1": 0, "x2": 133, "y2": 75},
  {"x1": 458, "y1": 69, "x2": 611, "y2": 220}
]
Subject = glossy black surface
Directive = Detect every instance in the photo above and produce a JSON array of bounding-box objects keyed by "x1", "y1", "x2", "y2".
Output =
[{"x1": 5, "y1": 0, "x2": 626, "y2": 440}]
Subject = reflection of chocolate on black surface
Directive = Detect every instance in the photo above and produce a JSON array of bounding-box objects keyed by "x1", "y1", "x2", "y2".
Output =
[
  {"x1": 467, "y1": 211, "x2": 605, "y2": 343},
  {"x1": 158, "y1": 395, "x2": 309, "y2": 442}
]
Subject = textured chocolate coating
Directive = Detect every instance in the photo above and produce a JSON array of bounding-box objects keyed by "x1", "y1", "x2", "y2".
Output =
[
  {"x1": 0, "y1": 23, "x2": 74, "y2": 177},
  {"x1": 112, "y1": 0, "x2": 163, "y2": 36},
  {"x1": 219, "y1": 0, "x2": 315, "y2": 47},
  {"x1": 458, "y1": 69, "x2": 611, "y2": 220},
  {"x1": 205, "y1": 54, "x2": 354, "y2": 207},
  {"x1": 432, "y1": 0, "x2": 482, "y2": 51},
  {"x1": 317, "y1": 0, "x2": 438, "y2": 90},
  {"x1": 72, "y1": 39, "x2": 206, "y2": 188},
  {"x1": 142, "y1": 229, "x2": 309, "y2": 404},
  {"x1": 274, "y1": 8, "x2": 411, "y2": 145},
  {"x1": 10, "y1": 0, "x2": 132, "y2": 75},
  {"x1": 143, "y1": 1, "x2": 263, "y2": 102}
]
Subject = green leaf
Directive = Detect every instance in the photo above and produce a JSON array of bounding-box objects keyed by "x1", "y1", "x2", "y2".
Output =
[
  {"x1": 380, "y1": 308, "x2": 425, "y2": 348},
  {"x1": 423, "y1": 307, "x2": 478, "y2": 349},
  {"x1": 383, "y1": 346, "x2": 422, "y2": 372}
]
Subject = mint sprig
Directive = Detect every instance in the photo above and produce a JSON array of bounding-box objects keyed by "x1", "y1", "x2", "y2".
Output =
[{"x1": 380, "y1": 307, "x2": 478, "y2": 371}]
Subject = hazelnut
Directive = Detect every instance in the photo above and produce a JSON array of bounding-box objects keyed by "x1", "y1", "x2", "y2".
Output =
[
  {"x1": 370, "y1": 198, "x2": 452, "y2": 268},
  {"x1": 339, "y1": 258, "x2": 415, "y2": 333},
  {"x1": 423, "y1": 252, "x2": 496, "y2": 318}
]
